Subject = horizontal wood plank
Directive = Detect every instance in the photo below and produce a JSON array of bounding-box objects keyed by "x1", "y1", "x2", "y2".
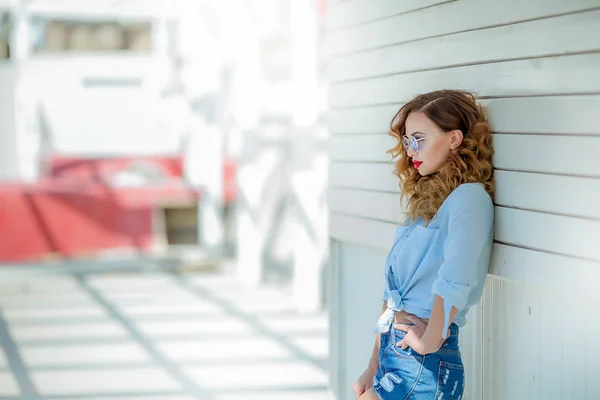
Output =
[
  {"x1": 494, "y1": 171, "x2": 600, "y2": 220},
  {"x1": 329, "y1": 213, "x2": 397, "y2": 250},
  {"x1": 330, "y1": 53, "x2": 600, "y2": 109},
  {"x1": 486, "y1": 97, "x2": 600, "y2": 135},
  {"x1": 494, "y1": 207, "x2": 600, "y2": 262},
  {"x1": 327, "y1": 0, "x2": 452, "y2": 31},
  {"x1": 328, "y1": 104, "x2": 399, "y2": 135},
  {"x1": 489, "y1": 244, "x2": 600, "y2": 296},
  {"x1": 328, "y1": 188, "x2": 404, "y2": 222},
  {"x1": 330, "y1": 10, "x2": 600, "y2": 82},
  {"x1": 493, "y1": 134, "x2": 600, "y2": 178},
  {"x1": 330, "y1": 134, "x2": 396, "y2": 162},
  {"x1": 328, "y1": 0, "x2": 600, "y2": 56},
  {"x1": 329, "y1": 162, "x2": 398, "y2": 192}
]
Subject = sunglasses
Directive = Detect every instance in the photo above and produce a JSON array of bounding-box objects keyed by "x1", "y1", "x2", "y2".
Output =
[{"x1": 401, "y1": 131, "x2": 446, "y2": 153}]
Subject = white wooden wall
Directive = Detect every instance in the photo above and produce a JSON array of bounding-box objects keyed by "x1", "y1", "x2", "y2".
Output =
[{"x1": 326, "y1": 1, "x2": 600, "y2": 399}]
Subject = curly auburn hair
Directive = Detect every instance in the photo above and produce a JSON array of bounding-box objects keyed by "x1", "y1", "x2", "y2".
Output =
[{"x1": 388, "y1": 90, "x2": 495, "y2": 225}]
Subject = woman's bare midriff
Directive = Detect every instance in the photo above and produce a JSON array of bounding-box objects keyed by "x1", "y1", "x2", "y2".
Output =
[{"x1": 393, "y1": 310, "x2": 429, "y2": 325}]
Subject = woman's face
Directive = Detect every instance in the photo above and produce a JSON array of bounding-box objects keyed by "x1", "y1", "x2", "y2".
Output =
[{"x1": 404, "y1": 112, "x2": 459, "y2": 176}]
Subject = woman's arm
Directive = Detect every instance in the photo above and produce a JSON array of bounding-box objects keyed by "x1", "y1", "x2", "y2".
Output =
[{"x1": 421, "y1": 295, "x2": 458, "y2": 350}]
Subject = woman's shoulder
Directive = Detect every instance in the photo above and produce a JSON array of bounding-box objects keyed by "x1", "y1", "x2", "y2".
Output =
[
  {"x1": 443, "y1": 183, "x2": 494, "y2": 215},
  {"x1": 449, "y1": 182, "x2": 491, "y2": 201}
]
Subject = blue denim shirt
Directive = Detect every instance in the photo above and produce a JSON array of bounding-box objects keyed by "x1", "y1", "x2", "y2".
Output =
[{"x1": 375, "y1": 183, "x2": 494, "y2": 339}]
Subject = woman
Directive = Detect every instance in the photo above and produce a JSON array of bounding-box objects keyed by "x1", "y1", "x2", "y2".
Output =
[{"x1": 352, "y1": 90, "x2": 495, "y2": 400}]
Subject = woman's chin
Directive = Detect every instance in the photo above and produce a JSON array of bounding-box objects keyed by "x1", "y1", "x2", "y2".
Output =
[{"x1": 416, "y1": 166, "x2": 429, "y2": 176}]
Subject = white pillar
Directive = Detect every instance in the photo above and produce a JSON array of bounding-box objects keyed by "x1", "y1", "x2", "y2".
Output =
[
  {"x1": 188, "y1": 119, "x2": 224, "y2": 259},
  {"x1": 11, "y1": 5, "x2": 38, "y2": 182},
  {"x1": 290, "y1": 0, "x2": 328, "y2": 313},
  {"x1": 230, "y1": 1, "x2": 268, "y2": 286},
  {"x1": 174, "y1": 3, "x2": 227, "y2": 259}
]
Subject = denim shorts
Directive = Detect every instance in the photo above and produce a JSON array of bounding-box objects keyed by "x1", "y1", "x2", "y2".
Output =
[{"x1": 373, "y1": 323, "x2": 464, "y2": 400}]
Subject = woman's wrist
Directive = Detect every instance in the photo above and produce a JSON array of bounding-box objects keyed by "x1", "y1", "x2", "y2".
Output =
[{"x1": 418, "y1": 334, "x2": 443, "y2": 355}]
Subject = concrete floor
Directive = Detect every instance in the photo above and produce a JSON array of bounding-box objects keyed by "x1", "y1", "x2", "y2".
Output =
[{"x1": 0, "y1": 268, "x2": 329, "y2": 400}]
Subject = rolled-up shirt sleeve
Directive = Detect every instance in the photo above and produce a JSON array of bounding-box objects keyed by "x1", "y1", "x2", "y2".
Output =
[
  {"x1": 382, "y1": 287, "x2": 389, "y2": 302},
  {"x1": 432, "y1": 185, "x2": 494, "y2": 338}
]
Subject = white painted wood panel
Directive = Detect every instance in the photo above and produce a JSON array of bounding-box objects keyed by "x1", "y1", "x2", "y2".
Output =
[
  {"x1": 490, "y1": 244, "x2": 600, "y2": 297},
  {"x1": 495, "y1": 171, "x2": 600, "y2": 219},
  {"x1": 495, "y1": 207, "x2": 600, "y2": 262},
  {"x1": 328, "y1": 105, "x2": 399, "y2": 135},
  {"x1": 327, "y1": 0, "x2": 452, "y2": 30},
  {"x1": 329, "y1": 162, "x2": 398, "y2": 192},
  {"x1": 494, "y1": 134, "x2": 600, "y2": 178},
  {"x1": 480, "y1": 277, "x2": 599, "y2": 398},
  {"x1": 330, "y1": 96, "x2": 600, "y2": 136},
  {"x1": 328, "y1": 188, "x2": 404, "y2": 222},
  {"x1": 333, "y1": 241, "x2": 389, "y2": 400},
  {"x1": 329, "y1": 135, "x2": 389, "y2": 161},
  {"x1": 330, "y1": 10, "x2": 600, "y2": 82},
  {"x1": 330, "y1": 53, "x2": 600, "y2": 109},
  {"x1": 330, "y1": 134, "x2": 396, "y2": 162},
  {"x1": 480, "y1": 277, "x2": 600, "y2": 400},
  {"x1": 329, "y1": 213, "x2": 396, "y2": 250},
  {"x1": 328, "y1": 239, "x2": 343, "y2": 400},
  {"x1": 486, "y1": 97, "x2": 600, "y2": 134},
  {"x1": 328, "y1": 0, "x2": 600, "y2": 56}
]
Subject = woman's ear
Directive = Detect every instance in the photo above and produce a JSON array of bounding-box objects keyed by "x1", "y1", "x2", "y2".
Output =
[{"x1": 449, "y1": 129, "x2": 464, "y2": 150}]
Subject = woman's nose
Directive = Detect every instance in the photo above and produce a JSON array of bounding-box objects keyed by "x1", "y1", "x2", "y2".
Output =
[{"x1": 406, "y1": 147, "x2": 417, "y2": 157}]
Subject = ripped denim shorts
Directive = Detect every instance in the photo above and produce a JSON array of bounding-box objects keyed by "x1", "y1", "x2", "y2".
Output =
[{"x1": 373, "y1": 323, "x2": 464, "y2": 400}]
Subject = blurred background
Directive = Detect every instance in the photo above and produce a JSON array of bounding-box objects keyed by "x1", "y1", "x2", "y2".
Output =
[{"x1": 0, "y1": 0, "x2": 330, "y2": 399}]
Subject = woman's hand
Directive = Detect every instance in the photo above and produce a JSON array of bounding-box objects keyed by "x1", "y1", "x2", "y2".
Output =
[
  {"x1": 394, "y1": 314, "x2": 428, "y2": 354},
  {"x1": 393, "y1": 314, "x2": 445, "y2": 355},
  {"x1": 351, "y1": 365, "x2": 377, "y2": 399}
]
